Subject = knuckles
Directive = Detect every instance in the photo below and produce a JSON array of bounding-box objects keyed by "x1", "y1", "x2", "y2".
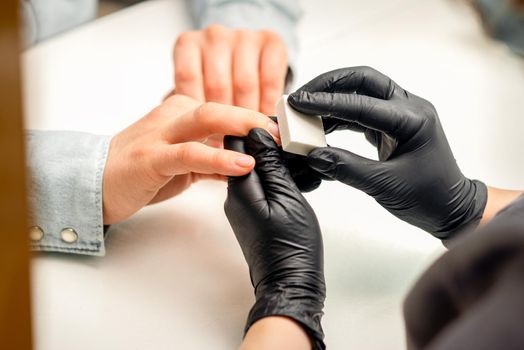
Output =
[
  {"x1": 235, "y1": 29, "x2": 256, "y2": 42},
  {"x1": 175, "y1": 141, "x2": 226, "y2": 172},
  {"x1": 173, "y1": 142, "x2": 194, "y2": 167},
  {"x1": 260, "y1": 30, "x2": 283, "y2": 44},
  {"x1": 196, "y1": 102, "x2": 219, "y2": 124},
  {"x1": 209, "y1": 148, "x2": 223, "y2": 169},
  {"x1": 233, "y1": 77, "x2": 258, "y2": 95},
  {"x1": 175, "y1": 66, "x2": 200, "y2": 84},
  {"x1": 129, "y1": 143, "x2": 151, "y2": 165},
  {"x1": 204, "y1": 79, "x2": 230, "y2": 99},
  {"x1": 205, "y1": 24, "x2": 233, "y2": 44},
  {"x1": 164, "y1": 93, "x2": 197, "y2": 106},
  {"x1": 259, "y1": 73, "x2": 283, "y2": 91},
  {"x1": 161, "y1": 94, "x2": 200, "y2": 116},
  {"x1": 174, "y1": 31, "x2": 197, "y2": 48}
]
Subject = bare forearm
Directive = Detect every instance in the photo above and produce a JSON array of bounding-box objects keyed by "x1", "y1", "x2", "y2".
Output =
[
  {"x1": 480, "y1": 186, "x2": 523, "y2": 225},
  {"x1": 240, "y1": 316, "x2": 312, "y2": 350}
]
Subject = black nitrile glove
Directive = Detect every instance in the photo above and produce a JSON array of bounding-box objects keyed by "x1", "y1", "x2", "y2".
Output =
[
  {"x1": 282, "y1": 150, "x2": 326, "y2": 192},
  {"x1": 288, "y1": 66, "x2": 487, "y2": 240},
  {"x1": 224, "y1": 128, "x2": 326, "y2": 349}
]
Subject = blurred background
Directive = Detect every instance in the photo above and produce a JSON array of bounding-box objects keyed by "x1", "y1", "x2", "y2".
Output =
[{"x1": 98, "y1": 0, "x2": 140, "y2": 16}]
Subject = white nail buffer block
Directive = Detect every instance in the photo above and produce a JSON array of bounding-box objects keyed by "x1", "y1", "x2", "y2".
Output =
[{"x1": 276, "y1": 95, "x2": 327, "y2": 156}]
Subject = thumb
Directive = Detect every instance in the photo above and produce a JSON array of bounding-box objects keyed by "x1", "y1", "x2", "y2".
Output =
[
  {"x1": 223, "y1": 135, "x2": 267, "y2": 214},
  {"x1": 245, "y1": 128, "x2": 302, "y2": 197},
  {"x1": 307, "y1": 147, "x2": 382, "y2": 192}
]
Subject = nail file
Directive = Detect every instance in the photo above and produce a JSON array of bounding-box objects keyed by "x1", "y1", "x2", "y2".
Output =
[{"x1": 276, "y1": 95, "x2": 327, "y2": 156}]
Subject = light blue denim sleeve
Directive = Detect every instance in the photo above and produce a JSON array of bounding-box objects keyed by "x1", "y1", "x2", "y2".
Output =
[
  {"x1": 20, "y1": 0, "x2": 97, "y2": 47},
  {"x1": 188, "y1": 0, "x2": 302, "y2": 81},
  {"x1": 474, "y1": 0, "x2": 524, "y2": 56},
  {"x1": 26, "y1": 130, "x2": 111, "y2": 256}
]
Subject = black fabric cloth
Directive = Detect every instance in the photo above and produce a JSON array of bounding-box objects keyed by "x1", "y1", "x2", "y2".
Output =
[{"x1": 404, "y1": 194, "x2": 524, "y2": 350}]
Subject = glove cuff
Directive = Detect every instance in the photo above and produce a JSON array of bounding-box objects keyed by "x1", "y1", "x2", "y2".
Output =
[
  {"x1": 244, "y1": 283, "x2": 326, "y2": 349},
  {"x1": 437, "y1": 179, "x2": 488, "y2": 242}
]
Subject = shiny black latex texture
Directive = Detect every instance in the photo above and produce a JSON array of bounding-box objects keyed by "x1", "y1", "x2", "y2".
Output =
[
  {"x1": 288, "y1": 66, "x2": 487, "y2": 239},
  {"x1": 224, "y1": 128, "x2": 326, "y2": 349}
]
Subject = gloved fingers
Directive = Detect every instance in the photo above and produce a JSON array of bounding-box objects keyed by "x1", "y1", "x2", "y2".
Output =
[
  {"x1": 322, "y1": 117, "x2": 367, "y2": 134},
  {"x1": 362, "y1": 130, "x2": 398, "y2": 161},
  {"x1": 224, "y1": 135, "x2": 267, "y2": 208},
  {"x1": 288, "y1": 91, "x2": 401, "y2": 136},
  {"x1": 307, "y1": 146, "x2": 382, "y2": 191},
  {"x1": 364, "y1": 130, "x2": 380, "y2": 147},
  {"x1": 290, "y1": 66, "x2": 400, "y2": 100},
  {"x1": 284, "y1": 153, "x2": 323, "y2": 192},
  {"x1": 245, "y1": 128, "x2": 302, "y2": 197},
  {"x1": 293, "y1": 172, "x2": 323, "y2": 192}
]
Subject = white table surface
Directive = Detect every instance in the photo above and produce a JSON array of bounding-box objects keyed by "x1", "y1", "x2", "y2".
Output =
[{"x1": 23, "y1": 1, "x2": 524, "y2": 349}]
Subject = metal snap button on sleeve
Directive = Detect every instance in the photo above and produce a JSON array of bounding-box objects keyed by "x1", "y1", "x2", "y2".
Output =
[
  {"x1": 60, "y1": 228, "x2": 78, "y2": 243},
  {"x1": 29, "y1": 226, "x2": 45, "y2": 242}
]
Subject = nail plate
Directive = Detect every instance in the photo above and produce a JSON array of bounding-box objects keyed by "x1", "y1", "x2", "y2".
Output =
[
  {"x1": 235, "y1": 155, "x2": 255, "y2": 168},
  {"x1": 267, "y1": 121, "x2": 281, "y2": 140}
]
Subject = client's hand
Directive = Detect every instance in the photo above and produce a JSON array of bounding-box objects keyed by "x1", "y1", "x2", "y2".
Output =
[
  {"x1": 102, "y1": 95, "x2": 279, "y2": 224},
  {"x1": 173, "y1": 24, "x2": 288, "y2": 114}
]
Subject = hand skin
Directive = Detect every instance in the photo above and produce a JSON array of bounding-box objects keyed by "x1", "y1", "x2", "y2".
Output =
[
  {"x1": 173, "y1": 24, "x2": 288, "y2": 115},
  {"x1": 241, "y1": 317, "x2": 312, "y2": 350},
  {"x1": 480, "y1": 187, "x2": 523, "y2": 225},
  {"x1": 102, "y1": 94, "x2": 280, "y2": 224}
]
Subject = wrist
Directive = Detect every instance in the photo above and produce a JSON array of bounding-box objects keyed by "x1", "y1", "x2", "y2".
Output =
[
  {"x1": 241, "y1": 316, "x2": 312, "y2": 350},
  {"x1": 433, "y1": 179, "x2": 488, "y2": 240},
  {"x1": 480, "y1": 187, "x2": 524, "y2": 225},
  {"x1": 246, "y1": 279, "x2": 326, "y2": 350}
]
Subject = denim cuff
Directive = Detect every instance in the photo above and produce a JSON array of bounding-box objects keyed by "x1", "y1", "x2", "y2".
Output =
[{"x1": 26, "y1": 130, "x2": 111, "y2": 256}]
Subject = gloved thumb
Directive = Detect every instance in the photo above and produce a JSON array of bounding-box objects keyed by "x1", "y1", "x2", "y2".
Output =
[
  {"x1": 307, "y1": 147, "x2": 381, "y2": 192},
  {"x1": 223, "y1": 134, "x2": 268, "y2": 216},
  {"x1": 245, "y1": 128, "x2": 302, "y2": 197}
]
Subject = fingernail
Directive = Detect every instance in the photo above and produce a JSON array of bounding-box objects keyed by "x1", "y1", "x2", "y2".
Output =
[
  {"x1": 267, "y1": 121, "x2": 280, "y2": 140},
  {"x1": 235, "y1": 155, "x2": 255, "y2": 168}
]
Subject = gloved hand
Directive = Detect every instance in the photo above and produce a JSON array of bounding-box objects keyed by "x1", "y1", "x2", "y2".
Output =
[
  {"x1": 281, "y1": 146, "x2": 328, "y2": 192},
  {"x1": 287, "y1": 66, "x2": 487, "y2": 240},
  {"x1": 224, "y1": 128, "x2": 326, "y2": 349}
]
